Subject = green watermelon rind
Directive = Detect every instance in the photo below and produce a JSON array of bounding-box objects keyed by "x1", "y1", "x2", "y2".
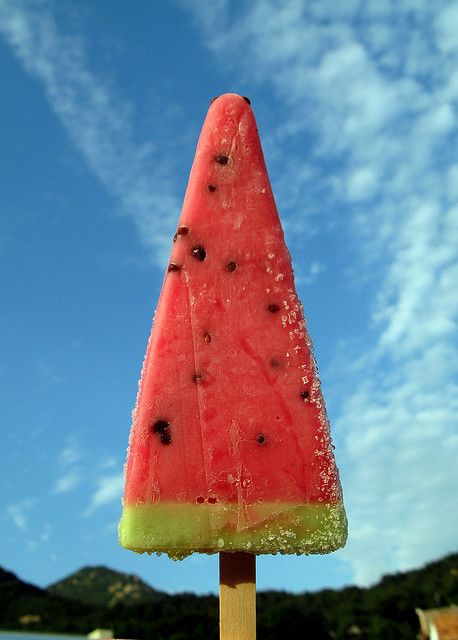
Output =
[{"x1": 118, "y1": 501, "x2": 347, "y2": 559}]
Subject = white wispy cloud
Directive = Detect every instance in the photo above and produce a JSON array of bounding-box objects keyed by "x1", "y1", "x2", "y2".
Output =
[
  {"x1": 0, "y1": 0, "x2": 180, "y2": 266},
  {"x1": 53, "y1": 441, "x2": 82, "y2": 494},
  {"x1": 57, "y1": 442, "x2": 81, "y2": 467},
  {"x1": 186, "y1": 0, "x2": 458, "y2": 584},
  {"x1": 7, "y1": 499, "x2": 35, "y2": 531},
  {"x1": 100, "y1": 456, "x2": 118, "y2": 470},
  {"x1": 53, "y1": 469, "x2": 81, "y2": 494},
  {"x1": 294, "y1": 260, "x2": 325, "y2": 287},
  {"x1": 84, "y1": 473, "x2": 124, "y2": 516}
]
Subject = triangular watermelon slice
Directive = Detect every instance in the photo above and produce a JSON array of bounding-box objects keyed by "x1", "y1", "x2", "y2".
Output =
[{"x1": 119, "y1": 94, "x2": 347, "y2": 558}]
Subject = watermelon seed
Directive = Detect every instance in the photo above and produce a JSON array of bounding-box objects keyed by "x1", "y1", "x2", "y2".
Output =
[
  {"x1": 159, "y1": 431, "x2": 172, "y2": 445},
  {"x1": 193, "y1": 371, "x2": 204, "y2": 383},
  {"x1": 173, "y1": 226, "x2": 189, "y2": 242},
  {"x1": 215, "y1": 154, "x2": 229, "y2": 165},
  {"x1": 268, "y1": 303, "x2": 280, "y2": 313},
  {"x1": 192, "y1": 246, "x2": 207, "y2": 261},
  {"x1": 270, "y1": 357, "x2": 281, "y2": 368},
  {"x1": 300, "y1": 390, "x2": 310, "y2": 400},
  {"x1": 242, "y1": 96, "x2": 251, "y2": 105},
  {"x1": 196, "y1": 496, "x2": 205, "y2": 504},
  {"x1": 226, "y1": 261, "x2": 237, "y2": 272},
  {"x1": 207, "y1": 496, "x2": 218, "y2": 504},
  {"x1": 256, "y1": 434, "x2": 267, "y2": 445},
  {"x1": 207, "y1": 184, "x2": 217, "y2": 192},
  {"x1": 204, "y1": 332, "x2": 212, "y2": 344},
  {"x1": 167, "y1": 262, "x2": 181, "y2": 272},
  {"x1": 275, "y1": 415, "x2": 281, "y2": 421},
  {"x1": 152, "y1": 419, "x2": 170, "y2": 433}
]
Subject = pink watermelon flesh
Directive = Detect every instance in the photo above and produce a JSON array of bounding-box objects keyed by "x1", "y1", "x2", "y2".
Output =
[{"x1": 119, "y1": 94, "x2": 347, "y2": 558}]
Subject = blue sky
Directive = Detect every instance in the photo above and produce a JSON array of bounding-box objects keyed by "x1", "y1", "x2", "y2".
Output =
[{"x1": 1, "y1": 0, "x2": 457, "y2": 596}]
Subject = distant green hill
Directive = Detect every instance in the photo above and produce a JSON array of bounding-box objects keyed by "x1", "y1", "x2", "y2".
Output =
[
  {"x1": 47, "y1": 565, "x2": 165, "y2": 608},
  {"x1": 0, "y1": 566, "x2": 99, "y2": 634},
  {"x1": 1, "y1": 552, "x2": 457, "y2": 640}
]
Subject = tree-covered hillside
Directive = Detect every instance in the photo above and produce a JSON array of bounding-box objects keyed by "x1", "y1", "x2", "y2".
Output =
[
  {"x1": 47, "y1": 565, "x2": 165, "y2": 608},
  {"x1": 0, "y1": 552, "x2": 456, "y2": 639}
]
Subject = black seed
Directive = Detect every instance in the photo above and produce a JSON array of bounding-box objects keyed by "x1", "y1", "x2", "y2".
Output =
[
  {"x1": 160, "y1": 431, "x2": 172, "y2": 444},
  {"x1": 242, "y1": 96, "x2": 251, "y2": 105},
  {"x1": 153, "y1": 419, "x2": 170, "y2": 433},
  {"x1": 207, "y1": 496, "x2": 217, "y2": 504},
  {"x1": 215, "y1": 154, "x2": 229, "y2": 165},
  {"x1": 270, "y1": 358, "x2": 281, "y2": 368},
  {"x1": 193, "y1": 371, "x2": 204, "y2": 383},
  {"x1": 192, "y1": 245, "x2": 206, "y2": 261},
  {"x1": 174, "y1": 226, "x2": 189, "y2": 242},
  {"x1": 227, "y1": 261, "x2": 237, "y2": 272},
  {"x1": 256, "y1": 434, "x2": 267, "y2": 445},
  {"x1": 300, "y1": 390, "x2": 309, "y2": 400},
  {"x1": 176, "y1": 226, "x2": 189, "y2": 237},
  {"x1": 207, "y1": 184, "x2": 217, "y2": 192},
  {"x1": 204, "y1": 332, "x2": 212, "y2": 344},
  {"x1": 268, "y1": 303, "x2": 280, "y2": 313},
  {"x1": 168, "y1": 262, "x2": 181, "y2": 272},
  {"x1": 196, "y1": 495, "x2": 205, "y2": 503}
]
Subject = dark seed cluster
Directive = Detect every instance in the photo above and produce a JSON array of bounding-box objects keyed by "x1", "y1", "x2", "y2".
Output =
[
  {"x1": 168, "y1": 262, "x2": 181, "y2": 272},
  {"x1": 207, "y1": 184, "x2": 217, "y2": 192},
  {"x1": 196, "y1": 495, "x2": 219, "y2": 504},
  {"x1": 215, "y1": 154, "x2": 229, "y2": 165},
  {"x1": 153, "y1": 419, "x2": 169, "y2": 432},
  {"x1": 300, "y1": 390, "x2": 309, "y2": 400},
  {"x1": 226, "y1": 261, "x2": 237, "y2": 272},
  {"x1": 268, "y1": 303, "x2": 280, "y2": 313},
  {"x1": 192, "y1": 246, "x2": 207, "y2": 261},
  {"x1": 159, "y1": 431, "x2": 171, "y2": 444},
  {"x1": 256, "y1": 434, "x2": 267, "y2": 444},
  {"x1": 152, "y1": 420, "x2": 172, "y2": 445},
  {"x1": 173, "y1": 226, "x2": 189, "y2": 242}
]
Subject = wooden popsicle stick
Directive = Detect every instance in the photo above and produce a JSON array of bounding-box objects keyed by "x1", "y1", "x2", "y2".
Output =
[{"x1": 219, "y1": 552, "x2": 256, "y2": 640}]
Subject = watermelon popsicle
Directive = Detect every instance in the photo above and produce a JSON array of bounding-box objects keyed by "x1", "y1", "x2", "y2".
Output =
[{"x1": 119, "y1": 93, "x2": 347, "y2": 558}]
